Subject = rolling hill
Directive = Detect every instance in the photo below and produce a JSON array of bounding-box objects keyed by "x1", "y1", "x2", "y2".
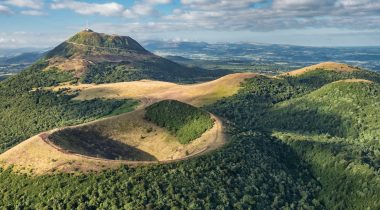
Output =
[
  {"x1": 209, "y1": 67, "x2": 380, "y2": 210},
  {"x1": 0, "y1": 29, "x2": 379, "y2": 210},
  {"x1": 280, "y1": 62, "x2": 380, "y2": 92},
  {"x1": 51, "y1": 72, "x2": 257, "y2": 106},
  {"x1": 281, "y1": 62, "x2": 360, "y2": 76},
  {"x1": 268, "y1": 80, "x2": 380, "y2": 209},
  {"x1": 0, "y1": 52, "x2": 44, "y2": 65}
]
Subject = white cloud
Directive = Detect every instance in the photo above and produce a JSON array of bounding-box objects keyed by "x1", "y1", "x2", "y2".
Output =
[
  {"x1": 49, "y1": 0, "x2": 380, "y2": 33},
  {"x1": 272, "y1": 0, "x2": 327, "y2": 10},
  {"x1": 181, "y1": 0, "x2": 263, "y2": 10},
  {"x1": 0, "y1": 31, "x2": 68, "y2": 48},
  {"x1": 49, "y1": 0, "x2": 170, "y2": 18},
  {"x1": 5, "y1": 0, "x2": 44, "y2": 9},
  {"x1": 0, "y1": 4, "x2": 13, "y2": 14},
  {"x1": 146, "y1": 0, "x2": 171, "y2": 4},
  {"x1": 51, "y1": 0, "x2": 124, "y2": 16},
  {"x1": 336, "y1": 0, "x2": 370, "y2": 7},
  {"x1": 122, "y1": 0, "x2": 171, "y2": 18},
  {"x1": 160, "y1": 0, "x2": 380, "y2": 32},
  {"x1": 130, "y1": 4, "x2": 155, "y2": 16},
  {"x1": 20, "y1": 10, "x2": 46, "y2": 16}
]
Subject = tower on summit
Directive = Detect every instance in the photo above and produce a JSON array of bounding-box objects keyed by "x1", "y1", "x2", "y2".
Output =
[{"x1": 84, "y1": 21, "x2": 92, "y2": 32}]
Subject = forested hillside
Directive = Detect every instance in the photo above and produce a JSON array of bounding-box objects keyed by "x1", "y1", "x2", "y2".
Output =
[
  {"x1": 145, "y1": 100, "x2": 214, "y2": 144},
  {"x1": 0, "y1": 62, "x2": 136, "y2": 153},
  {"x1": 208, "y1": 69, "x2": 380, "y2": 209},
  {"x1": 0, "y1": 132, "x2": 322, "y2": 209}
]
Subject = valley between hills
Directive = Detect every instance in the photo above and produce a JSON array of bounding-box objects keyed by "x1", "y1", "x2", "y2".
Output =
[{"x1": 0, "y1": 31, "x2": 379, "y2": 209}]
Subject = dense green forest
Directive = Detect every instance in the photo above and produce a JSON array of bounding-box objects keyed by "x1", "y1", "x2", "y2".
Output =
[
  {"x1": 208, "y1": 70, "x2": 380, "y2": 209},
  {"x1": 79, "y1": 59, "x2": 227, "y2": 84},
  {"x1": 0, "y1": 62, "x2": 136, "y2": 153},
  {"x1": 145, "y1": 100, "x2": 214, "y2": 144},
  {"x1": 0, "y1": 65, "x2": 379, "y2": 209},
  {"x1": 0, "y1": 132, "x2": 322, "y2": 209}
]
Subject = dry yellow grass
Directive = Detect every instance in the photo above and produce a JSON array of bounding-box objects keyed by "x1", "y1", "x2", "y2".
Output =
[
  {"x1": 52, "y1": 73, "x2": 257, "y2": 107},
  {"x1": 0, "y1": 109, "x2": 225, "y2": 174},
  {"x1": 281, "y1": 62, "x2": 360, "y2": 76},
  {"x1": 45, "y1": 57, "x2": 91, "y2": 77},
  {"x1": 333, "y1": 79, "x2": 373, "y2": 84},
  {"x1": 0, "y1": 134, "x2": 121, "y2": 174}
]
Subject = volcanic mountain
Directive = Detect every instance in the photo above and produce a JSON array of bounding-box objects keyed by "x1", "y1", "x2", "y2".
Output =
[{"x1": 41, "y1": 30, "x2": 228, "y2": 83}]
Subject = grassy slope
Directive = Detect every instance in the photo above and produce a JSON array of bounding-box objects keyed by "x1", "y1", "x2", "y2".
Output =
[
  {"x1": 108, "y1": 100, "x2": 139, "y2": 116},
  {"x1": 281, "y1": 62, "x2": 360, "y2": 76},
  {"x1": 145, "y1": 100, "x2": 214, "y2": 144},
  {"x1": 50, "y1": 128, "x2": 158, "y2": 161},
  {"x1": 69, "y1": 72, "x2": 256, "y2": 107}
]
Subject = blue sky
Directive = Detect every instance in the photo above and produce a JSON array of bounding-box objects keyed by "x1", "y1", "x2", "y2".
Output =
[{"x1": 1, "y1": 0, "x2": 380, "y2": 48}]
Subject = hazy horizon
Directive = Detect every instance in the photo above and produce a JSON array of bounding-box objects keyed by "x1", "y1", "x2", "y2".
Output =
[{"x1": 2, "y1": 32, "x2": 380, "y2": 51}]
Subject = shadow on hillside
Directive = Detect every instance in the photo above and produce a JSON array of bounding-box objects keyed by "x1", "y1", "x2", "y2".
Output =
[
  {"x1": 262, "y1": 100, "x2": 348, "y2": 138},
  {"x1": 281, "y1": 137, "x2": 380, "y2": 209},
  {"x1": 50, "y1": 128, "x2": 157, "y2": 161},
  {"x1": 284, "y1": 136, "x2": 380, "y2": 172},
  {"x1": 286, "y1": 70, "x2": 380, "y2": 91},
  {"x1": 239, "y1": 132, "x2": 323, "y2": 207}
]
